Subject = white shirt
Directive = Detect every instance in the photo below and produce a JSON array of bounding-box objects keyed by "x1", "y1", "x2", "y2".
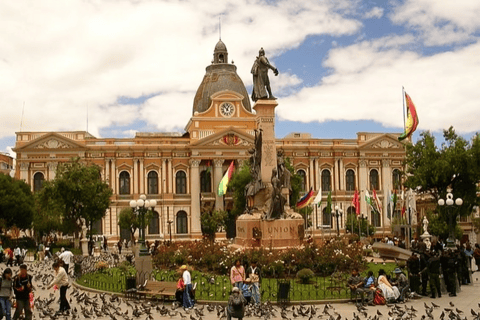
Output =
[
  {"x1": 182, "y1": 270, "x2": 191, "y2": 285},
  {"x1": 49, "y1": 267, "x2": 69, "y2": 287},
  {"x1": 59, "y1": 251, "x2": 74, "y2": 265},
  {"x1": 14, "y1": 248, "x2": 21, "y2": 256}
]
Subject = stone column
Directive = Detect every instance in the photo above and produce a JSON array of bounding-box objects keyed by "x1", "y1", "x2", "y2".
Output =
[
  {"x1": 167, "y1": 159, "x2": 173, "y2": 194},
  {"x1": 139, "y1": 158, "x2": 145, "y2": 194},
  {"x1": 190, "y1": 159, "x2": 201, "y2": 235},
  {"x1": 359, "y1": 159, "x2": 368, "y2": 217},
  {"x1": 309, "y1": 158, "x2": 314, "y2": 190},
  {"x1": 105, "y1": 159, "x2": 110, "y2": 185},
  {"x1": 253, "y1": 100, "x2": 278, "y2": 184},
  {"x1": 339, "y1": 159, "x2": 344, "y2": 191},
  {"x1": 111, "y1": 159, "x2": 117, "y2": 194},
  {"x1": 334, "y1": 159, "x2": 339, "y2": 191},
  {"x1": 214, "y1": 159, "x2": 225, "y2": 211},
  {"x1": 19, "y1": 162, "x2": 29, "y2": 181},
  {"x1": 133, "y1": 158, "x2": 139, "y2": 195},
  {"x1": 161, "y1": 159, "x2": 167, "y2": 193},
  {"x1": 314, "y1": 158, "x2": 320, "y2": 190},
  {"x1": 382, "y1": 159, "x2": 391, "y2": 227}
]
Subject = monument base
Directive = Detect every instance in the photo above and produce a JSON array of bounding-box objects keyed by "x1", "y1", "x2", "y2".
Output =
[{"x1": 235, "y1": 218, "x2": 304, "y2": 248}]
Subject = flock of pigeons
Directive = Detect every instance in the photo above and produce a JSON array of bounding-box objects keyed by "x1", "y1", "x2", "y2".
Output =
[{"x1": 13, "y1": 259, "x2": 480, "y2": 320}]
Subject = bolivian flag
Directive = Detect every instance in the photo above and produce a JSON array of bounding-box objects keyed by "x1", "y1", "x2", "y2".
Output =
[
  {"x1": 296, "y1": 187, "x2": 314, "y2": 209},
  {"x1": 217, "y1": 161, "x2": 235, "y2": 197},
  {"x1": 398, "y1": 91, "x2": 419, "y2": 141}
]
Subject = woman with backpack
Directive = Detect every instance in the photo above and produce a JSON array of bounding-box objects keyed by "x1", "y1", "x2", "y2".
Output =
[
  {"x1": 227, "y1": 287, "x2": 247, "y2": 320},
  {"x1": 230, "y1": 260, "x2": 245, "y2": 289},
  {"x1": 0, "y1": 268, "x2": 13, "y2": 320}
]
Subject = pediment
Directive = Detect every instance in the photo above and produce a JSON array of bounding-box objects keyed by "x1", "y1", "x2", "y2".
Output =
[
  {"x1": 16, "y1": 132, "x2": 85, "y2": 151},
  {"x1": 190, "y1": 127, "x2": 254, "y2": 148},
  {"x1": 359, "y1": 134, "x2": 404, "y2": 150}
]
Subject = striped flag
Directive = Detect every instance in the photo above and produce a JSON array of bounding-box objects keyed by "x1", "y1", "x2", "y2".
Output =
[
  {"x1": 372, "y1": 189, "x2": 382, "y2": 214},
  {"x1": 399, "y1": 91, "x2": 419, "y2": 141},
  {"x1": 296, "y1": 187, "x2": 315, "y2": 209},
  {"x1": 312, "y1": 186, "x2": 322, "y2": 207},
  {"x1": 217, "y1": 161, "x2": 235, "y2": 196},
  {"x1": 352, "y1": 189, "x2": 360, "y2": 215}
]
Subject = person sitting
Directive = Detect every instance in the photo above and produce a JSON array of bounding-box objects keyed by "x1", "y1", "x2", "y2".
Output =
[
  {"x1": 227, "y1": 287, "x2": 247, "y2": 320},
  {"x1": 241, "y1": 278, "x2": 252, "y2": 305},
  {"x1": 175, "y1": 274, "x2": 184, "y2": 305},
  {"x1": 391, "y1": 268, "x2": 409, "y2": 302},
  {"x1": 347, "y1": 268, "x2": 370, "y2": 305},
  {"x1": 377, "y1": 269, "x2": 400, "y2": 303}
]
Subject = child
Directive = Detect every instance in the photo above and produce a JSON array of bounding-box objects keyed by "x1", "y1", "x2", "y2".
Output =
[{"x1": 241, "y1": 278, "x2": 252, "y2": 305}]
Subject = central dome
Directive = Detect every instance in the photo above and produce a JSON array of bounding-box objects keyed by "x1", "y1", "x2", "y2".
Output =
[{"x1": 192, "y1": 41, "x2": 251, "y2": 115}]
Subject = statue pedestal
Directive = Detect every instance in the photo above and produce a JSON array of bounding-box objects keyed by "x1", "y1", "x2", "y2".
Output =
[
  {"x1": 253, "y1": 99, "x2": 278, "y2": 184},
  {"x1": 81, "y1": 238, "x2": 89, "y2": 256},
  {"x1": 420, "y1": 232, "x2": 432, "y2": 251},
  {"x1": 235, "y1": 217, "x2": 304, "y2": 248}
]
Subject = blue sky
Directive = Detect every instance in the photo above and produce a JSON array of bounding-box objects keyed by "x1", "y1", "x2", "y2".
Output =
[{"x1": 1, "y1": 0, "x2": 480, "y2": 157}]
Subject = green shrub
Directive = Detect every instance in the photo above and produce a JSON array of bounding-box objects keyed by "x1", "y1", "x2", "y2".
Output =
[
  {"x1": 118, "y1": 261, "x2": 131, "y2": 273},
  {"x1": 296, "y1": 268, "x2": 315, "y2": 284}
]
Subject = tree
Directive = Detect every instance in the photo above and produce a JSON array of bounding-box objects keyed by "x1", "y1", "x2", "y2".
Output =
[
  {"x1": 118, "y1": 207, "x2": 139, "y2": 244},
  {"x1": 200, "y1": 210, "x2": 227, "y2": 241},
  {"x1": 404, "y1": 127, "x2": 480, "y2": 239},
  {"x1": 0, "y1": 173, "x2": 34, "y2": 231},
  {"x1": 36, "y1": 158, "x2": 112, "y2": 238},
  {"x1": 345, "y1": 213, "x2": 376, "y2": 237},
  {"x1": 425, "y1": 211, "x2": 463, "y2": 240},
  {"x1": 33, "y1": 193, "x2": 63, "y2": 238}
]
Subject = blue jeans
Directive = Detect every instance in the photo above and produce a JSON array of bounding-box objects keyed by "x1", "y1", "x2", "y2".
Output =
[
  {"x1": 183, "y1": 284, "x2": 194, "y2": 308},
  {"x1": 0, "y1": 297, "x2": 11, "y2": 320},
  {"x1": 251, "y1": 282, "x2": 260, "y2": 305}
]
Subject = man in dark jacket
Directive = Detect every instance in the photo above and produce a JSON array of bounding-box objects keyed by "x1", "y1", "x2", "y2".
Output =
[
  {"x1": 427, "y1": 251, "x2": 442, "y2": 298},
  {"x1": 13, "y1": 264, "x2": 33, "y2": 320},
  {"x1": 407, "y1": 253, "x2": 421, "y2": 294},
  {"x1": 227, "y1": 287, "x2": 247, "y2": 320}
]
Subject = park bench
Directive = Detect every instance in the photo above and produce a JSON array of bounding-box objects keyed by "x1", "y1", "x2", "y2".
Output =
[{"x1": 137, "y1": 280, "x2": 177, "y2": 300}]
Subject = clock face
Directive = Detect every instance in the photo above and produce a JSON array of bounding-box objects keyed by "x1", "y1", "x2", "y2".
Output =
[{"x1": 220, "y1": 102, "x2": 235, "y2": 117}]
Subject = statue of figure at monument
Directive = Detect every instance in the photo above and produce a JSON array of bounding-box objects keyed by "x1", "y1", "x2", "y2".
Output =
[
  {"x1": 265, "y1": 167, "x2": 286, "y2": 220},
  {"x1": 422, "y1": 215, "x2": 429, "y2": 234},
  {"x1": 245, "y1": 129, "x2": 265, "y2": 212},
  {"x1": 276, "y1": 150, "x2": 291, "y2": 192},
  {"x1": 251, "y1": 48, "x2": 279, "y2": 102}
]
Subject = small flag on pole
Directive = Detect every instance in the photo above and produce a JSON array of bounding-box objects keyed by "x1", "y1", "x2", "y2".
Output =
[
  {"x1": 372, "y1": 189, "x2": 382, "y2": 215},
  {"x1": 217, "y1": 161, "x2": 235, "y2": 196},
  {"x1": 352, "y1": 189, "x2": 360, "y2": 215},
  {"x1": 296, "y1": 187, "x2": 315, "y2": 209},
  {"x1": 399, "y1": 91, "x2": 419, "y2": 141},
  {"x1": 312, "y1": 186, "x2": 322, "y2": 207}
]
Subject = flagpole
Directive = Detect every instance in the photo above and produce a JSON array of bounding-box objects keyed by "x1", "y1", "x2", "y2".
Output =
[{"x1": 402, "y1": 86, "x2": 406, "y2": 132}]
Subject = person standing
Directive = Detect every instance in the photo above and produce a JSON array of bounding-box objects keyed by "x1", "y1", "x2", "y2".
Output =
[
  {"x1": 13, "y1": 247, "x2": 21, "y2": 266},
  {"x1": 58, "y1": 248, "x2": 74, "y2": 276},
  {"x1": 180, "y1": 265, "x2": 193, "y2": 310},
  {"x1": 5, "y1": 248, "x2": 13, "y2": 267},
  {"x1": 473, "y1": 244, "x2": 480, "y2": 272},
  {"x1": 246, "y1": 260, "x2": 261, "y2": 305},
  {"x1": 418, "y1": 253, "x2": 429, "y2": 296},
  {"x1": 230, "y1": 260, "x2": 245, "y2": 289},
  {"x1": 0, "y1": 268, "x2": 13, "y2": 320},
  {"x1": 37, "y1": 243, "x2": 45, "y2": 261},
  {"x1": 47, "y1": 261, "x2": 70, "y2": 315},
  {"x1": 103, "y1": 236, "x2": 108, "y2": 252},
  {"x1": 117, "y1": 241, "x2": 122, "y2": 255},
  {"x1": 407, "y1": 253, "x2": 420, "y2": 294},
  {"x1": 227, "y1": 287, "x2": 247, "y2": 320},
  {"x1": 12, "y1": 264, "x2": 33, "y2": 320},
  {"x1": 427, "y1": 251, "x2": 442, "y2": 298}
]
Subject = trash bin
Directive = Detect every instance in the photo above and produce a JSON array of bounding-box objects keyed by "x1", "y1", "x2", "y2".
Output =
[{"x1": 277, "y1": 280, "x2": 290, "y2": 304}]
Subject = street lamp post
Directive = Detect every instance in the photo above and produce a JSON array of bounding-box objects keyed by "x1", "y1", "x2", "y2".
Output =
[
  {"x1": 358, "y1": 213, "x2": 367, "y2": 238},
  {"x1": 334, "y1": 206, "x2": 343, "y2": 236},
  {"x1": 438, "y1": 191, "x2": 463, "y2": 248},
  {"x1": 130, "y1": 194, "x2": 157, "y2": 256},
  {"x1": 167, "y1": 219, "x2": 173, "y2": 244}
]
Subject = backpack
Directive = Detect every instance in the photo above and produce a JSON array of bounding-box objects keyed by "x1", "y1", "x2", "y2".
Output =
[
  {"x1": 373, "y1": 288, "x2": 386, "y2": 305},
  {"x1": 232, "y1": 294, "x2": 243, "y2": 308}
]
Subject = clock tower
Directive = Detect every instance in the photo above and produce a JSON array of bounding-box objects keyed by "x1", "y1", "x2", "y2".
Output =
[{"x1": 186, "y1": 40, "x2": 257, "y2": 141}]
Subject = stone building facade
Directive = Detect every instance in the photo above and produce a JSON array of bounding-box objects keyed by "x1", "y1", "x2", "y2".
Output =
[
  {"x1": 13, "y1": 41, "x2": 408, "y2": 242},
  {"x1": 0, "y1": 153, "x2": 14, "y2": 176}
]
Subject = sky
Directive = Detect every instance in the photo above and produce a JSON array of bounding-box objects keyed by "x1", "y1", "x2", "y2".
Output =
[{"x1": 2, "y1": 0, "x2": 480, "y2": 158}]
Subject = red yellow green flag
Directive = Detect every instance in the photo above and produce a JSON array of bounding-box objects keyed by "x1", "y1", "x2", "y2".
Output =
[
  {"x1": 398, "y1": 91, "x2": 419, "y2": 141},
  {"x1": 217, "y1": 161, "x2": 235, "y2": 196}
]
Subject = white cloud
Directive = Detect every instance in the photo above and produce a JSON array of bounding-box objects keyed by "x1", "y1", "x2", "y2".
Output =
[
  {"x1": 391, "y1": 0, "x2": 480, "y2": 46},
  {"x1": 0, "y1": 0, "x2": 362, "y2": 142},
  {"x1": 364, "y1": 6, "x2": 384, "y2": 19},
  {"x1": 277, "y1": 36, "x2": 480, "y2": 134}
]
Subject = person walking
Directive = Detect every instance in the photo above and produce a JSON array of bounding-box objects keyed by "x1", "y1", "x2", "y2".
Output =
[
  {"x1": 227, "y1": 287, "x2": 247, "y2": 320},
  {"x1": 0, "y1": 268, "x2": 13, "y2": 320},
  {"x1": 47, "y1": 261, "x2": 70, "y2": 315},
  {"x1": 58, "y1": 248, "x2": 74, "y2": 276},
  {"x1": 4, "y1": 248, "x2": 13, "y2": 267},
  {"x1": 179, "y1": 265, "x2": 194, "y2": 310},
  {"x1": 230, "y1": 260, "x2": 245, "y2": 289},
  {"x1": 12, "y1": 265, "x2": 33, "y2": 320}
]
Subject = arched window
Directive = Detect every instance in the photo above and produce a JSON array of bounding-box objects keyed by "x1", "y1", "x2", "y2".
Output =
[
  {"x1": 176, "y1": 211, "x2": 188, "y2": 234},
  {"x1": 148, "y1": 211, "x2": 160, "y2": 234},
  {"x1": 369, "y1": 169, "x2": 379, "y2": 190},
  {"x1": 175, "y1": 171, "x2": 187, "y2": 194},
  {"x1": 392, "y1": 169, "x2": 401, "y2": 190},
  {"x1": 346, "y1": 169, "x2": 355, "y2": 191},
  {"x1": 33, "y1": 172, "x2": 44, "y2": 192},
  {"x1": 321, "y1": 169, "x2": 331, "y2": 192},
  {"x1": 119, "y1": 171, "x2": 130, "y2": 195},
  {"x1": 200, "y1": 170, "x2": 211, "y2": 193},
  {"x1": 322, "y1": 207, "x2": 332, "y2": 227},
  {"x1": 297, "y1": 169, "x2": 307, "y2": 192},
  {"x1": 91, "y1": 219, "x2": 102, "y2": 234},
  {"x1": 147, "y1": 171, "x2": 158, "y2": 194}
]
